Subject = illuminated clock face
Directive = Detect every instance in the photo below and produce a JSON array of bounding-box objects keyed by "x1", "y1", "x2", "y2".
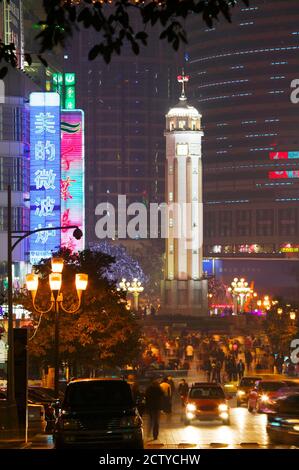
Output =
[{"x1": 176, "y1": 143, "x2": 188, "y2": 156}]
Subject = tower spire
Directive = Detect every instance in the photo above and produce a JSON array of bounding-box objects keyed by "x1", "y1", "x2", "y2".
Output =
[{"x1": 177, "y1": 69, "x2": 189, "y2": 101}]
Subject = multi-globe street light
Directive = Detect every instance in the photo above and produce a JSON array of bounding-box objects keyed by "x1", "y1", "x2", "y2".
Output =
[
  {"x1": 26, "y1": 258, "x2": 88, "y2": 397},
  {"x1": 228, "y1": 277, "x2": 253, "y2": 315},
  {"x1": 6, "y1": 185, "x2": 83, "y2": 435},
  {"x1": 117, "y1": 278, "x2": 144, "y2": 312}
]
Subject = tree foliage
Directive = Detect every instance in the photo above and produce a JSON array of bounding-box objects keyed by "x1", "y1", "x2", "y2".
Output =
[
  {"x1": 263, "y1": 307, "x2": 298, "y2": 355},
  {"x1": 18, "y1": 248, "x2": 142, "y2": 375},
  {"x1": 0, "y1": 0, "x2": 250, "y2": 77}
]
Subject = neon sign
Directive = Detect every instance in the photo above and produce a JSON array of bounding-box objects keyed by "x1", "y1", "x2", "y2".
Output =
[
  {"x1": 269, "y1": 170, "x2": 299, "y2": 179},
  {"x1": 60, "y1": 110, "x2": 85, "y2": 252},
  {"x1": 29, "y1": 92, "x2": 61, "y2": 265},
  {"x1": 269, "y1": 151, "x2": 299, "y2": 160}
]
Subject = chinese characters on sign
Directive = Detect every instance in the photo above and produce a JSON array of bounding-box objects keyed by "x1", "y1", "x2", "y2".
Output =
[
  {"x1": 29, "y1": 92, "x2": 61, "y2": 264},
  {"x1": 60, "y1": 110, "x2": 85, "y2": 252}
]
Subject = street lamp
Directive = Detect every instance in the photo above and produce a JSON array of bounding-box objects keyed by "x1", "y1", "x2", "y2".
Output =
[
  {"x1": 228, "y1": 277, "x2": 253, "y2": 314},
  {"x1": 290, "y1": 311, "x2": 296, "y2": 321},
  {"x1": 26, "y1": 258, "x2": 88, "y2": 397},
  {"x1": 6, "y1": 184, "x2": 83, "y2": 435},
  {"x1": 117, "y1": 278, "x2": 144, "y2": 312}
]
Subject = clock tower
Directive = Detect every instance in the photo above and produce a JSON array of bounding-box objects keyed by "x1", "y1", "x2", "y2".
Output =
[{"x1": 160, "y1": 72, "x2": 208, "y2": 316}]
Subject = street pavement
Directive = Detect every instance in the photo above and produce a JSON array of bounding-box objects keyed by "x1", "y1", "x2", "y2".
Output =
[{"x1": 23, "y1": 398, "x2": 297, "y2": 450}]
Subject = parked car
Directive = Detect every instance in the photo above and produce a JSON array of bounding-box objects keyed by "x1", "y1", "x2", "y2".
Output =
[
  {"x1": 0, "y1": 390, "x2": 46, "y2": 435},
  {"x1": 53, "y1": 378, "x2": 144, "y2": 449},
  {"x1": 248, "y1": 380, "x2": 288, "y2": 413},
  {"x1": 236, "y1": 376, "x2": 262, "y2": 407},
  {"x1": 184, "y1": 382, "x2": 230, "y2": 425},
  {"x1": 267, "y1": 393, "x2": 299, "y2": 445}
]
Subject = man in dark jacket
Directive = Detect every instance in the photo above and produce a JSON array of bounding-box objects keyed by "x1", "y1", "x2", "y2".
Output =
[{"x1": 145, "y1": 379, "x2": 164, "y2": 440}]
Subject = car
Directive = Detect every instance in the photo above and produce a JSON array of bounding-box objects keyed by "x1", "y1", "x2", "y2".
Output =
[
  {"x1": 0, "y1": 390, "x2": 46, "y2": 435},
  {"x1": 236, "y1": 376, "x2": 262, "y2": 407},
  {"x1": 267, "y1": 393, "x2": 299, "y2": 445},
  {"x1": 247, "y1": 380, "x2": 288, "y2": 413},
  {"x1": 184, "y1": 382, "x2": 230, "y2": 425},
  {"x1": 53, "y1": 378, "x2": 144, "y2": 449}
]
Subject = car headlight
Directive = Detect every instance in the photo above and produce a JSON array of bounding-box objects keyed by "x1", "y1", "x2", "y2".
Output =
[
  {"x1": 186, "y1": 403, "x2": 196, "y2": 412},
  {"x1": 120, "y1": 415, "x2": 140, "y2": 428},
  {"x1": 61, "y1": 418, "x2": 81, "y2": 430},
  {"x1": 293, "y1": 425, "x2": 299, "y2": 432},
  {"x1": 218, "y1": 403, "x2": 228, "y2": 412},
  {"x1": 237, "y1": 390, "x2": 245, "y2": 396},
  {"x1": 261, "y1": 394, "x2": 269, "y2": 403}
]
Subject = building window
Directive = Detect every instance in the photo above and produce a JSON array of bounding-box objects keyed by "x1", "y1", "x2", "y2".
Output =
[
  {"x1": 219, "y1": 211, "x2": 232, "y2": 237},
  {"x1": 278, "y1": 208, "x2": 298, "y2": 236},
  {"x1": 204, "y1": 212, "x2": 217, "y2": 238},
  {"x1": 256, "y1": 209, "x2": 274, "y2": 236},
  {"x1": 236, "y1": 210, "x2": 252, "y2": 236}
]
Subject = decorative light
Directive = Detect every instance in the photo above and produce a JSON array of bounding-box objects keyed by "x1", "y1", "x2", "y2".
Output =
[
  {"x1": 49, "y1": 273, "x2": 62, "y2": 292},
  {"x1": 290, "y1": 311, "x2": 296, "y2": 321},
  {"x1": 75, "y1": 273, "x2": 88, "y2": 291},
  {"x1": 51, "y1": 257, "x2": 64, "y2": 273},
  {"x1": 26, "y1": 273, "x2": 38, "y2": 292}
]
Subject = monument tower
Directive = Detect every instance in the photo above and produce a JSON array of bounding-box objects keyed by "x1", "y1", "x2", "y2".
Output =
[{"x1": 160, "y1": 72, "x2": 208, "y2": 316}]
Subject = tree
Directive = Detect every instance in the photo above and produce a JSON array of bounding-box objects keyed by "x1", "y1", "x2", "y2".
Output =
[
  {"x1": 0, "y1": 0, "x2": 250, "y2": 76},
  {"x1": 18, "y1": 248, "x2": 142, "y2": 377},
  {"x1": 263, "y1": 307, "x2": 298, "y2": 355},
  {"x1": 91, "y1": 240, "x2": 148, "y2": 285}
]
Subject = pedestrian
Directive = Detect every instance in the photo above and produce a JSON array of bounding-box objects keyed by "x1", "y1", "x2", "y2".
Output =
[
  {"x1": 185, "y1": 344, "x2": 194, "y2": 361},
  {"x1": 178, "y1": 379, "x2": 189, "y2": 406},
  {"x1": 160, "y1": 377, "x2": 172, "y2": 414},
  {"x1": 237, "y1": 359, "x2": 245, "y2": 381},
  {"x1": 203, "y1": 357, "x2": 212, "y2": 382},
  {"x1": 145, "y1": 379, "x2": 164, "y2": 441},
  {"x1": 245, "y1": 350, "x2": 253, "y2": 372}
]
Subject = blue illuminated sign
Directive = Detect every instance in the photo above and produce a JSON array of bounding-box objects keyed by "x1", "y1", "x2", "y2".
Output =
[{"x1": 29, "y1": 92, "x2": 61, "y2": 265}]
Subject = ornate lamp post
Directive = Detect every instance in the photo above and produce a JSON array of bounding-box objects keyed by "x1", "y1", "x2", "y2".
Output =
[
  {"x1": 117, "y1": 278, "x2": 144, "y2": 312},
  {"x1": 26, "y1": 258, "x2": 88, "y2": 397},
  {"x1": 228, "y1": 277, "x2": 253, "y2": 315}
]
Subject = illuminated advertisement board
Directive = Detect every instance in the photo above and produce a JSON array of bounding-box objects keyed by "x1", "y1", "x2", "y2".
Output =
[
  {"x1": 268, "y1": 151, "x2": 299, "y2": 179},
  {"x1": 29, "y1": 92, "x2": 61, "y2": 265},
  {"x1": 269, "y1": 151, "x2": 299, "y2": 160},
  {"x1": 61, "y1": 110, "x2": 85, "y2": 252},
  {"x1": 269, "y1": 170, "x2": 299, "y2": 179}
]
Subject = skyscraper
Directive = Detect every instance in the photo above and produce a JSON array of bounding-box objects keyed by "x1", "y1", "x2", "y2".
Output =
[
  {"x1": 66, "y1": 27, "x2": 181, "y2": 244},
  {"x1": 187, "y1": 0, "x2": 299, "y2": 260}
]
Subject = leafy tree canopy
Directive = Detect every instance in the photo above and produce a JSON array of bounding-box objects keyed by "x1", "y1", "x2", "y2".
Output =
[
  {"x1": 0, "y1": 0, "x2": 250, "y2": 76},
  {"x1": 18, "y1": 248, "x2": 142, "y2": 375}
]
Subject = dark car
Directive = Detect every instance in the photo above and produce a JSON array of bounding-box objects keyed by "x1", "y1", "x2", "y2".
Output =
[
  {"x1": 267, "y1": 393, "x2": 299, "y2": 445},
  {"x1": 53, "y1": 378, "x2": 144, "y2": 448}
]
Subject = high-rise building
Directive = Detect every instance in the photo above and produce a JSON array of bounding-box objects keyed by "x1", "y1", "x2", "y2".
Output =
[
  {"x1": 186, "y1": 0, "x2": 299, "y2": 260},
  {"x1": 66, "y1": 26, "x2": 181, "y2": 244},
  {"x1": 0, "y1": 67, "x2": 40, "y2": 286},
  {"x1": 161, "y1": 74, "x2": 208, "y2": 316}
]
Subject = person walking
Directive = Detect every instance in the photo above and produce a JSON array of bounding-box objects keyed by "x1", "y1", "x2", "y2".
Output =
[
  {"x1": 160, "y1": 377, "x2": 172, "y2": 414},
  {"x1": 145, "y1": 379, "x2": 164, "y2": 441},
  {"x1": 178, "y1": 379, "x2": 189, "y2": 406},
  {"x1": 203, "y1": 357, "x2": 212, "y2": 382},
  {"x1": 237, "y1": 359, "x2": 245, "y2": 381}
]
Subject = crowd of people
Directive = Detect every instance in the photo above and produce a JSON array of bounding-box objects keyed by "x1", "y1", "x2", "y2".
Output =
[{"x1": 139, "y1": 327, "x2": 299, "y2": 379}]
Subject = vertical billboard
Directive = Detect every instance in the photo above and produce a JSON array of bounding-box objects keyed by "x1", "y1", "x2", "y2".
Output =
[
  {"x1": 61, "y1": 110, "x2": 85, "y2": 252},
  {"x1": 29, "y1": 92, "x2": 61, "y2": 265}
]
